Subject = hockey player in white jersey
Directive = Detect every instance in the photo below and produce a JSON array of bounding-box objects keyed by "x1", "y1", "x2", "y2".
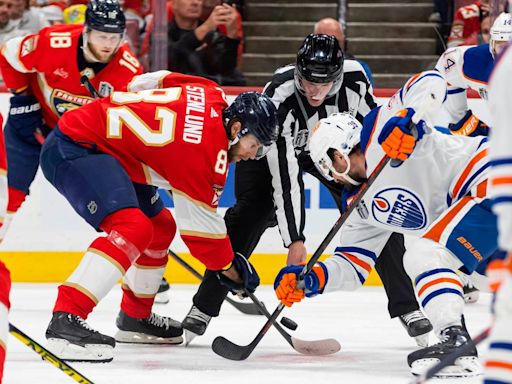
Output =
[
  {"x1": 486, "y1": 41, "x2": 512, "y2": 384},
  {"x1": 434, "y1": 12, "x2": 512, "y2": 136},
  {"x1": 273, "y1": 71, "x2": 498, "y2": 377}
]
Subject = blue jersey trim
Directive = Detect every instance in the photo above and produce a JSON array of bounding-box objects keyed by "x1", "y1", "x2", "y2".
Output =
[
  {"x1": 335, "y1": 246, "x2": 377, "y2": 262},
  {"x1": 361, "y1": 106, "x2": 381, "y2": 154},
  {"x1": 462, "y1": 45, "x2": 494, "y2": 84},
  {"x1": 448, "y1": 88, "x2": 466, "y2": 94},
  {"x1": 334, "y1": 253, "x2": 366, "y2": 285}
]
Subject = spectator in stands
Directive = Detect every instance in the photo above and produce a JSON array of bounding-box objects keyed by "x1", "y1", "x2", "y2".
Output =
[
  {"x1": 313, "y1": 17, "x2": 374, "y2": 86},
  {"x1": 462, "y1": 15, "x2": 490, "y2": 45},
  {"x1": 164, "y1": 0, "x2": 245, "y2": 85},
  {"x1": 0, "y1": 0, "x2": 12, "y2": 32},
  {"x1": 8, "y1": 0, "x2": 48, "y2": 34},
  {"x1": 430, "y1": 0, "x2": 454, "y2": 54},
  {"x1": 448, "y1": 0, "x2": 489, "y2": 47},
  {"x1": 62, "y1": 3, "x2": 86, "y2": 24}
]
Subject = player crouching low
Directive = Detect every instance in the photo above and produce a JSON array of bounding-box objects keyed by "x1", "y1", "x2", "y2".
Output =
[
  {"x1": 274, "y1": 71, "x2": 498, "y2": 378},
  {"x1": 40, "y1": 70, "x2": 278, "y2": 362}
]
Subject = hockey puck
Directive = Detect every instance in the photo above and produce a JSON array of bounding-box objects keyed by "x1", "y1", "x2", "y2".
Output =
[{"x1": 280, "y1": 317, "x2": 298, "y2": 331}]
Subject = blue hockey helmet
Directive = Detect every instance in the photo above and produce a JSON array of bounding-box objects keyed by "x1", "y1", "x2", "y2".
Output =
[
  {"x1": 85, "y1": 0, "x2": 126, "y2": 34},
  {"x1": 223, "y1": 91, "x2": 279, "y2": 147}
]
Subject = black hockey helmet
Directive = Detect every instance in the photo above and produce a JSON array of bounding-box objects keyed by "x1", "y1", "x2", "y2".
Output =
[
  {"x1": 295, "y1": 34, "x2": 344, "y2": 96},
  {"x1": 223, "y1": 91, "x2": 278, "y2": 147},
  {"x1": 85, "y1": 0, "x2": 126, "y2": 34}
]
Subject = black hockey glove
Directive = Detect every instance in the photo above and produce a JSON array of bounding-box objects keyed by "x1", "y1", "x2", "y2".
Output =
[
  {"x1": 217, "y1": 252, "x2": 260, "y2": 297},
  {"x1": 7, "y1": 95, "x2": 43, "y2": 140}
]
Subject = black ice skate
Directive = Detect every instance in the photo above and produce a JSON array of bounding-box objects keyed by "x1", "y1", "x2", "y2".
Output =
[
  {"x1": 115, "y1": 310, "x2": 183, "y2": 344},
  {"x1": 46, "y1": 311, "x2": 115, "y2": 363},
  {"x1": 154, "y1": 277, "x2": 170, "y2": 305},
  {"x1": 408, "y1": 325, "x2": 482, "y2": 378},
  {"x1": 399, "y1": 310, "x2": 433, "y2": 347},
  {"x1": 182, "y1": 305, "x2": 212, "y2": 346},
  {"x1": 461, "y1": 276, "x2": 480, "y2": 304}
]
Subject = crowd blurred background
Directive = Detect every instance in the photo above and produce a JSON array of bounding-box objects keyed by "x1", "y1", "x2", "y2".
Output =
[{"x1": 0, "y1": 0, "x2": 504, "y2": 87}]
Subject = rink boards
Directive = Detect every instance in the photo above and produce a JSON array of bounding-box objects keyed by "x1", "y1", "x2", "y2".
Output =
[{"x1": 0, "y1": 90, "x2": 490, "y2": 284}]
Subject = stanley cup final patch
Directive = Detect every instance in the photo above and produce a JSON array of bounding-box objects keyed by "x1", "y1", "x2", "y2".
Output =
[{"x1": 371, "y1": 188, "x2": 427, "y2": 230}]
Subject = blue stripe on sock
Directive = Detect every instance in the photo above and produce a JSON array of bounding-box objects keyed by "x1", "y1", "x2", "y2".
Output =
[
  {"x1": 490, "y1": 342, "x2": 512, "y2": 351},
  {"x1": 421, "y1": 288, "x2": 464, "y2": 307},
  {"x1": 415, "y1": 268, "x2": 455, "y2": 286}
]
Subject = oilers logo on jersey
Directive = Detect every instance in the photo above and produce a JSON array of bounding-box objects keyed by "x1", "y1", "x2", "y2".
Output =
[{"x1": 371, "y1": 188, "x2": 427, "y2": 230}]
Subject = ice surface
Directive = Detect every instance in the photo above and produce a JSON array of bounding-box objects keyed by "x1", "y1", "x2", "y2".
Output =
[{"x1": 4, "y1": 284, "x2": 491, "y2": 384}]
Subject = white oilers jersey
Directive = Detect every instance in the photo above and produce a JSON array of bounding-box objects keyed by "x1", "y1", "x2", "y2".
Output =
[
  {"x1": 434, "y1": 44, "x2": 494, "y2": 125},
  {"x1": 322, "y1": 71, "x2": 490, "y2": 292},
  {"x1": 488, "y1": 43, "x2": 512, "y2": 251}
]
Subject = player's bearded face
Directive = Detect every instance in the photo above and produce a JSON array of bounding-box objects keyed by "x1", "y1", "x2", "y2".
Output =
[
  {"x1": 301, "y1": 79, "x2": 333, "y2": 107},
  {"x1": 228, "y1": 134, "x2": 262, "y2": 163},
  {"x1": 331, "y1": 150, "x2": 367, "y2": 187},
  {"x1": 87, "y1": 30, "x2": 123, "y2": 63}
]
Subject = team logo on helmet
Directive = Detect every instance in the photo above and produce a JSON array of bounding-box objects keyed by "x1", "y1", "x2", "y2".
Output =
[{"x1": 371, "y1": 188, "x2": 427, "y2": 230}]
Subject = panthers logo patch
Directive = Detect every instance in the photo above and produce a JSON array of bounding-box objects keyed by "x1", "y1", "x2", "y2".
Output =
[{"x1": 51, "y1": 89, "x2": 94, "y2": 116}]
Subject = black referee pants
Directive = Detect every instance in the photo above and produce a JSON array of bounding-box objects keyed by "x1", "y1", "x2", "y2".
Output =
[{"x1": 192, "y1": 158, "x2": 419, "y2": 318}]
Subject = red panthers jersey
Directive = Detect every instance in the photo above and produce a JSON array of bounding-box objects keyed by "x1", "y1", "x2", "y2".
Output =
[
  {"x1": 58, "y1": 71, "x2": 234, "y2": 270},
  {"x1": 448, "y1": 2, "x2": 484, "y2": 47},
  {"x1": 0, "y1": 24, "x2": 142, "y2": 129}
]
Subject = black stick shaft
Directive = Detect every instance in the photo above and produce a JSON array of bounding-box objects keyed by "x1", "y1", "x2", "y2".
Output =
[
  {"x1": 168, "y1": 250, "x2": 264, "y2": 315},
  {"x1": 80, "y1": 75, "x2": 100, "y2": 99}
]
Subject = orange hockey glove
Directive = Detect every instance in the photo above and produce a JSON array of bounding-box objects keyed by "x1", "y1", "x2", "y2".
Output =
[{"x1": 378, "y1": 108, "x2": 425, "y2": 161}]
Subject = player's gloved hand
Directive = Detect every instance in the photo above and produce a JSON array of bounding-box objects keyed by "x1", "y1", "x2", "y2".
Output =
[
  {"x1": 378, "y1": 108, "x2": 425, "y2": 161},
  {"x1": 217, "y1": 252, "x2": 260, "y2": 296},
  {"x1": 273, "y1": 262, "x2": 328, "y2": 307},
  {"x1": 7, "y1": 95, "x2": 43, "y2": 139},
  {"x1": 449, "y1": 109, "x2": 489, "y2": 137}
]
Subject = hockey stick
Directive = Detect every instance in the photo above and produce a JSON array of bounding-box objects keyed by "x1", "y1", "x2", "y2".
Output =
[
  {"x1": 211, "y1": 153, "x2": 392, "y2": 360},
  {"x1": 409, "y1": 326, "x2": 491, "y2": 384},
  {"x1": 9, "y1": 323, "x2": 95, "y2": 384},
  {"x1": 211, "y1": 94, "x2": 441, "y2": 361},
  {"x1": 168, "y1": 250, "x2": 265, "y2": 316},
  {"x1": 80, "y1": 75, "x2": 100, "y2": 99},
  {"x1": 169, "y1": 251, "x2": 338, "y2": 354},
  {"x1": 245, "y1": 290, "x2": 341, "y2": 355}
]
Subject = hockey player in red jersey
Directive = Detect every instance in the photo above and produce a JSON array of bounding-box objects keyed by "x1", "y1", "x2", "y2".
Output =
[
  {"x1": 0, "y1": 0, "x2": 141, "y2": 243},
  {"x1": 39, "y1": 70, "x2": 278, "y2": 362},
  {"x1": 0, "y1": 112, "x2": 11, "y2": 383}
]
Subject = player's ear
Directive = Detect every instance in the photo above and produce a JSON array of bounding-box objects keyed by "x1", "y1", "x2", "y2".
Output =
[{"x1": 230, "y1": 121, "x2": 242, "y2": 139}]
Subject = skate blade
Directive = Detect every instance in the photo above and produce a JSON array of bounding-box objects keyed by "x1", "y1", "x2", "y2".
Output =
[
  {"x1": 115, "y1": 330, "x2": 182, "y2": 345},
  {"x1": 411, "y1": 356, "x2": 482, "y2": 378},
  {"x1": 154, "y1": 292, "x2": 170, "y2": 305},
  {"x1": 47, "y1": 338, "x2": 114, "y2": 363},
  {"x1": 414, "y1": 333, "x2": 430, "y2": 348},
  {"x1": 184, "y1": 329, "x2": 199, "y2": 346}
]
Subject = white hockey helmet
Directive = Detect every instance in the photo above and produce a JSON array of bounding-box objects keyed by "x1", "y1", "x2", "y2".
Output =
[
  {"x1": 309, "y1": 112, "x2": 362, "y2": 185},
  {"x1": 490, "y1": 12, "x2": 512, "y2": 57}
]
